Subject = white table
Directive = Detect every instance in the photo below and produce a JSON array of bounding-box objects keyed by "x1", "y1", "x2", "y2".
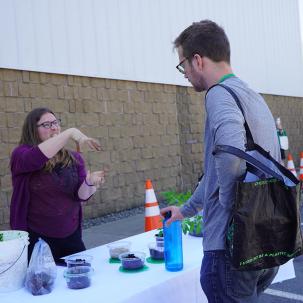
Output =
[{"x1": 0, "y1": 231, "x2": 295, "y2": 303}]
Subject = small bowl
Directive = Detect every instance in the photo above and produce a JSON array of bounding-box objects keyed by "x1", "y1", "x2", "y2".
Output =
[
  {"x1": 64, "y1": 266, "x2": 93, "y2": 289},
  {"x1": 65, "y1": 254, "x2": 93, "y2": 268},
  {"x1": 107, "y1": 241, "x2": 131, "y2": 259},
  {"x1": 148, "y1": 242, "x2": 164, "y2": 260},
  {"x1": 119, "y1": 252, "x2": 146, "y2": 270}
]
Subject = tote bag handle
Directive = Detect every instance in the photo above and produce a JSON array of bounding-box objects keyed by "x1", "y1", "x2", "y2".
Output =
[{"x1": 213, "y1": 144, "x2": 298, "y2": 184}]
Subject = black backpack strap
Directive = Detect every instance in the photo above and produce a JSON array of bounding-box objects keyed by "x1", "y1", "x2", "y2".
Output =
[
  {"x1": 218, "y1": 84, "x2": 255, "y2": 150},
  {"x1": 194, "y1": 173, "x2": 204, "y2": 190},
  {"x1": 213, "y1": 145, "x2": 299, "y2": 184}
]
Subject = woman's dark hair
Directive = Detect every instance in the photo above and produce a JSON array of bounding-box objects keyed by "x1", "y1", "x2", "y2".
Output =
[
  {"x1": 174, "y1": 20, "x2": 230, "y2": 63},
  {"x1": 19, "y1": 107, "x2": 75, "y2": 171}
]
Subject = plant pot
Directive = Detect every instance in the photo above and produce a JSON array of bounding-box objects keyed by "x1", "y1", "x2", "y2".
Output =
[
  {"x1": 155, "y1": 235, "x2": 164, "y2": 248},
  {"x1": 189, "y1": 224, "x2": 203, "y2": 237},
  {"x1": 148, "y1": 242, "x2": 164, "y2": 260}
]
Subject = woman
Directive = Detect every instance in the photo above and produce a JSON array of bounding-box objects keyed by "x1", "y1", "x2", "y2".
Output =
[{"x1": 10, "y1": 107, "x2": 105, "y2": 264}]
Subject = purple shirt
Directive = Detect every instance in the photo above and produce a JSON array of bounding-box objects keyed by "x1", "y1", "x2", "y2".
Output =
[{"x1": 10, "y1": 145, "x2": 87, "y2": 238}]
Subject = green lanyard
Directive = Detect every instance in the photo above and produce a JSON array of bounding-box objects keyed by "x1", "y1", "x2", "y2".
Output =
[{"x1": 218, "y1": 73, "x2": 235, "y2": 83}]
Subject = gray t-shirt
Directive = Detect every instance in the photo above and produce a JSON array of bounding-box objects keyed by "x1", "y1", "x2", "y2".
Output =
[{"x1": 180, "y1": 76, "x2": 281, "y2": 251}]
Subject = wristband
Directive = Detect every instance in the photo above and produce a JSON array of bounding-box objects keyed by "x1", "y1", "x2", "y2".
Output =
[{"x1": 84, "y1": 178, "x2": 95, "y2": 187}]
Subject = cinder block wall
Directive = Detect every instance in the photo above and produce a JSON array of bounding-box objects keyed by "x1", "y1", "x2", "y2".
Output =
[
  {"x1": 262, "y1": 94, "x2": 303, "y2": 163},
  {"x1": 0, "y1": 68, "x2": 302, "y2": 229},
  {"x1": 0, "y1": 69, "x2": 203, "y2": 229}
]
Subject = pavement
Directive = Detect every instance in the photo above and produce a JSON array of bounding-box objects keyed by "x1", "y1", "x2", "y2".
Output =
[
  {"x1": 82, "y1": 212, "x2": 303, "y2": 303},
  {"x1": 82, "y1": 213, "x2": 144, "y2": 249}
]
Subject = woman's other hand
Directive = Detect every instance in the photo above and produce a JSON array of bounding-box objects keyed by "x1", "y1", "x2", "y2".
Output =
[{"x1": 86, "y1": 170, "x2": 105, "y2": 188}]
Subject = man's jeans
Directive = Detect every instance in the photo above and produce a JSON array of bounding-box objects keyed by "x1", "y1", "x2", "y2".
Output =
[{"x1": 200, "y1": 250, "x2": 279, "y2": 303}]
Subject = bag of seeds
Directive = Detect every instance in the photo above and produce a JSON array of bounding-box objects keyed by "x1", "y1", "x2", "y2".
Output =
[{"x1": 25, "y1": 238, "x2": 57, "y2": 295}]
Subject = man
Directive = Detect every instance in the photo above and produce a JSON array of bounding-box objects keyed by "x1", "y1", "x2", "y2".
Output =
[{"x1": 161, "y1": 20, "x2": 280, "y2": 302}]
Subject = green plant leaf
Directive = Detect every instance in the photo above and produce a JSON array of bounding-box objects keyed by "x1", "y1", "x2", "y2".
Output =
[
  {"x1": 160, "y1": 190, "x2": 203, "y2": 236},
  {"x1": 195, "y1": 222, "x2": 202, "y2": 235},
  {"x1": 156, "y1": 228, "x2": 163, "y2": 237},
  {"x1": 161, "y1": 190, "x2": 192, "y2": 206}
]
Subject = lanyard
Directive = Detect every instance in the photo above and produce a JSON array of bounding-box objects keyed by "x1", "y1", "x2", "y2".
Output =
[{"x1": 218, "y1": 73, "x2": 235, "y2": 83}]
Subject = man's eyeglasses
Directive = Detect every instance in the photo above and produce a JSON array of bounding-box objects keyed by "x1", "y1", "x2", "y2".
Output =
[
  {"x1": 37, "y1": 119, "x2": 61, "y2": 129},
  {"x1": 176, "y1": 57, "x2": 189, "y2": 74}
]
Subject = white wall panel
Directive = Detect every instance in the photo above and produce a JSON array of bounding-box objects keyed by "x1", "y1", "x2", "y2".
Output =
[
  {"x1": 14, "y1": 1, "x2": 37, "y2": 69},
  {"x1": 32, "y1": 1, "x2": 53, "y2": 71},
  {"x1": 0, "y1": 0, "x2": 302, "y2": 97},
  {"x1": 0, "y1": 1, "x2": 18, "y2": 67}
]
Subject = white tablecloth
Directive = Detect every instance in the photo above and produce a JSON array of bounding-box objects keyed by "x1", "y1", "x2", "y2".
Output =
[{"x1": 0, "y1": 231, "x2": 295, "y2": 303}]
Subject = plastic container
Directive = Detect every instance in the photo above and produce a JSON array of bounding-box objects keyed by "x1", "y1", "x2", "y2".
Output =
[
  {"x1": 119, "y1": 252, "x2": 145, "y2": 269},
  {"x1": 163, "y1": 211, "x2": 183, "y2": 271},
  {"x1": 0, "y1": 230, "x2": 29, "y2": 292},
  {"x1": 65, "y1": 254, "x2": 93, "y2": 268},
  {"x1": 148, "y1": 242, "x2": 164, "y2": 260},
  {"x1": 155, "y1": 235, "x2": 164, "y2": 248},
  {"x1": 107, "y1": 241, "x2": 131, "y2": 259},
  {"x1": 64, "y1": 266, "x2": 93, "y2": 289}
]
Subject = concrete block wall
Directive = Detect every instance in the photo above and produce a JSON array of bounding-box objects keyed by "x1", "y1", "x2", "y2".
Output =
[
  {"x1": 0, "y1": 68, "x2": 302, "y2": 229},
  {"x1": 0, "y1": 69, "x2": 203, "y2": 229},
  {"x1": 263, "y1": 94, "x2": 303, "y2": 168}
]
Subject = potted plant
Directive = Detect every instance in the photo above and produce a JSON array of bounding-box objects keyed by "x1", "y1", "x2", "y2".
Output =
[
  {"x1": 182, "y1": 215, "x2": 203, "y2": 237},
  {"x1": 161, "y1": 190, "x2": 203, "y2": 237},
  {"x1": 155, "y1": 227, "x2": 164, "y2": 247}
]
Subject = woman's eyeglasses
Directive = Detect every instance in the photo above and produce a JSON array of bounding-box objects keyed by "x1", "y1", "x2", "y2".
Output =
[{"x1": 37, "y1": 119, "x2": 61, "y2": 129}]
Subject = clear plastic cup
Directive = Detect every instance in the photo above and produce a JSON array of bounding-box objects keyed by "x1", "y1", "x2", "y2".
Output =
[
  {"x1": 64, "y1": 266, "x2": 93, "y2": 289},
  {"x1": 119, "y1": 252, "x2": 146, "y2": 270},
  {"x1": 65, "y1": 254, "x2": 93, "y2": 268},
  {"x1": 107, "y1": 241, "x2": 131, "y2": 259}
]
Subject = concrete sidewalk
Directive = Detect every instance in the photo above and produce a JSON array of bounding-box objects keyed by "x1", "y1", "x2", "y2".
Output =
[{"x1": 82, "y1": 213, "x2": 145, "y2": 249}]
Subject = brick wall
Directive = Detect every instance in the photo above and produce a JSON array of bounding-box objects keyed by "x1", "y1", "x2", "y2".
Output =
[
  {"x1": 0, "y1": 69, "x2": 203, "y2": 229},
  {"x1": 262, "y1": 94, "x2": 303, "y2": 166},
  {"x1": 0, "y1": 68, "x2": 302, "y2": 229}
]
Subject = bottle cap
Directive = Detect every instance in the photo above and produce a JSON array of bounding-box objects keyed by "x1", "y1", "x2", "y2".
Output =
[{"x1": 164, "y1": 211, "x2": 172, "y2": 219}]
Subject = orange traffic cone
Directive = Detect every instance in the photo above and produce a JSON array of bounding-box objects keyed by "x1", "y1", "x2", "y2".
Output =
[
  {"x1": 144, "y1": 179, "x2": 163, "y2": 232},
  {"x1": 299, "y1": 152, "x2": 303, "y2": 181},
  {"x1": 287, "y1": 153, "x2": 297, "y2": 177}
]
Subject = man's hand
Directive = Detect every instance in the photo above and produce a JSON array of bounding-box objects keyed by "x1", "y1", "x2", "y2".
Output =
[{"x1": 160, "y1": 206, "x2": 184, "y2": 226}]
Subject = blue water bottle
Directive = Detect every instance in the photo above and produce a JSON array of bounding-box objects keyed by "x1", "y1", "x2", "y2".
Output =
[{"x1": 163, "y1": 211, "x2": 183, "y2": 271}]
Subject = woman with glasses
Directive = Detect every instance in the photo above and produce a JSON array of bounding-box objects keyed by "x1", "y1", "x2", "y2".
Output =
[{"x1": 10, "y1": 107, "x2": 105, "y2": 264}]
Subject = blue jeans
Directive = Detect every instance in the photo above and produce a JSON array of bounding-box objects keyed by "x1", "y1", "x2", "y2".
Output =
[{"x1": 200, "y1": 250, "x2": 279, "y2": 303}]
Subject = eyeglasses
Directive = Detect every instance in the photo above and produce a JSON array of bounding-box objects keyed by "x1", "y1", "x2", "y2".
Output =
[
  {"x1": 37, "y1": 119, "x2": 61, "y2": 129},
  {"x1": 176, "y1": 57, "x2": 189, "y2": 74}
]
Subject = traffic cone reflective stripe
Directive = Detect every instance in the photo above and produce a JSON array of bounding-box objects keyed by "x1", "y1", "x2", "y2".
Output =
[
  {"x1": 287, "y1": 153, "x2": 297, "y2": 177},
  {"x1": 299, "y1": 152, "x2": 303, "y2": 181},
  {"x1": 144, "y1": 179, "x2": 162, "y2": 232},
  {"x1": 145, "y1": 188, "x2": 157, "y2": 204},
  {"x1": 145, "y1": 202, "x2": 159, "y2": 208},
  {"x1": 145, "y1": 205, "x2": 162, "y2": 217}
]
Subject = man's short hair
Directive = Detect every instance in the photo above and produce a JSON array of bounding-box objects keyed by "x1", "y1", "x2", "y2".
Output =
[{"x1": 174, "y1": 20, "x2": 230, "y2": 63}]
